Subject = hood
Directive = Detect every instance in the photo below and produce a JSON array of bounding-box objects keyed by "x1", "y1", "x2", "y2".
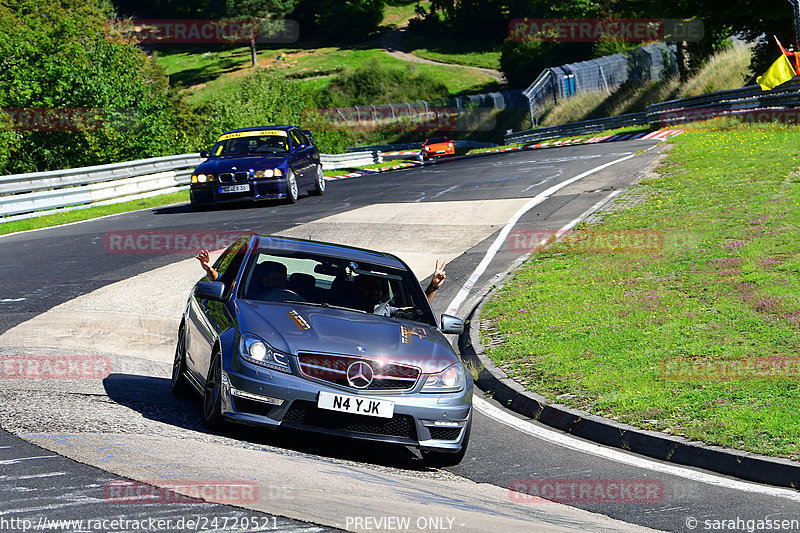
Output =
[
  {"x1": 195, "y1": 155, "x2": 288, "y2": 174},
  {"x1": 236, "y1": 300, "x2": 458, "y2": 374}
]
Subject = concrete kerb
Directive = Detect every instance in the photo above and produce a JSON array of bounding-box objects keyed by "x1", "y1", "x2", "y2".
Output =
[{"x1": 458, "y1": 269, "x2": 800, "y2": 491}]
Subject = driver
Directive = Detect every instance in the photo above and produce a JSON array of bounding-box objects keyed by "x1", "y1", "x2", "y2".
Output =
[
  {"x1": 252, "y1": 261, "x2": 288, "y2": 295},
  {"x1": 195, "y1": 250, "x2": 287, "y2": 296},
  {"x1": 353, "y1": 275, "x2": 395, "y2": 316}
]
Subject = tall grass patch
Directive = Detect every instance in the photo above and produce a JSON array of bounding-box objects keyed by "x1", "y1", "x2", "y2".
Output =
[{"x1": 481, "y1": 122, "x2": 800, "y2": 459}]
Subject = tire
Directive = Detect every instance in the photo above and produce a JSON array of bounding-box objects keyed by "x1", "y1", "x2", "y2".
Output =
[
  {"x1": 284, "y1": 170, "x2": 298, "y2": 204},
  {"x1": 310, "y1": 164, "x2": 325, "y2": 196},
  {"x1": 422, "y1": 415, "x2": 471, "y2": 468},
  {"x1": 171, "y1": 324, "x2": 192, "y2": 398},
  {"x1": 202, "y1": 351, "x2": 225, "y2": 430}
]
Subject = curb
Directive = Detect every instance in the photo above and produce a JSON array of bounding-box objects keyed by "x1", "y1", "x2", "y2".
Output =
[
  {"x1": 475, "y1": 129, "x2": 685, "y2": 156},
  {"x1": 459, "y1": 281, "x2": 800, "y2": 490},
  {"x1": 325, "y1": 161, "x2": 423, "y2": 181},
  {"x1": 324, "y1": 129, "x2": 686, "y2": 182}
]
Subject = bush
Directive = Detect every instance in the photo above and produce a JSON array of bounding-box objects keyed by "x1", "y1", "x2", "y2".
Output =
[
  {"x1": 291, "y1": 0, "x2": 385, "y2": 41},
  {"x1": 319, "y1": 60, "x2": 450, "y2": 106},
  {"x1": 500, "y1": 38, "x2": 594, "y2": 88},
  {"x1": 0, "y1": 0, "x2": 190, "y2": 174},
  {"x1": 197, "y1": 69, "x2": 354, "y2": 154}
]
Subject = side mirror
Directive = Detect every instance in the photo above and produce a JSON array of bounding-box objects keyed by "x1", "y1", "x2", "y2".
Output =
[
  {"x1": 440, "y1": 314, "x2": 464, "y2": 335},
  {"x1": 195, "y1": 281, "x2": 225, "y2": 301},
  {"x1": 200, "y1": 150, "x2": 210, "y2": 158}
]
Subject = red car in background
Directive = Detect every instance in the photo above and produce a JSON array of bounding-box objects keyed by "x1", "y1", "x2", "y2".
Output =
[{"x1": 421, "y1": 136, "x2": 455, "y2": 160}]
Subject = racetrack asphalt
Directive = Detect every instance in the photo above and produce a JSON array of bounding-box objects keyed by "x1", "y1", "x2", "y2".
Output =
[{"x1": 2, "y1": 140, "x2": 798, "y2": 532}]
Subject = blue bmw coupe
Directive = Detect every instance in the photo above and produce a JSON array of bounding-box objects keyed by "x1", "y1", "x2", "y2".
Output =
[{"x1": 189, "y1": 126, "x2": 324, "y2": 209}]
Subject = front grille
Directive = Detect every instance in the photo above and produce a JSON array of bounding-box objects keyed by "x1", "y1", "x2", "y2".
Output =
[
  {"x1": 232, "y1": 396, "x2": 275, "y2": 417},
  {"x1": 428, "y1": 427, "x2": 462, "y2": 441},
  {"x1": 298, "y1": 353, "x2": 419, "y2": 391},
  {"x1": 283, "y1": 400, "x2": 417, "y2": 440},
  {"x1": 218, "y1": 171, "x2": 249, "y2": 183}
]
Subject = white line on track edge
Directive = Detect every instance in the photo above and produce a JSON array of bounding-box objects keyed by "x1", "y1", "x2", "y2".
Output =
[
  {"x1": 475, "y1": 398, "x2": 800, "y2": 502},
  {"x1": 445, "y1": 151, "x2": 636, "y2": 316},
  {"x1": 445, "y1": 146, "x2": 800, "y2": 501}
]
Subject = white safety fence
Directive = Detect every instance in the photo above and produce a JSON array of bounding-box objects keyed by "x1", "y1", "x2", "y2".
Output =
[{"x1": 0, "y1": 151, "x2": 381, "y2": 222}]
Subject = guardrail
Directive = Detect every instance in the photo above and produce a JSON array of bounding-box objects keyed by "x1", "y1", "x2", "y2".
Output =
[
  {"x1": 347, "y1": 140, "x2": 497, "y2": 152},
  {"x1": 319, "y1": 151, "x2": 381, "y2": 170},
  {"x1": 506, "y1": 78, "x2": 800, "y2": 145},
  {"x1": 505, "y1": 112, "x2": 648, "y2": 144},
  {"x1": 1, "y1": 150, "x2": 382, "y2": 222}
]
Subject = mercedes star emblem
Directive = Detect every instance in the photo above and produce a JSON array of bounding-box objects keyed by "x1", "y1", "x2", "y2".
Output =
[{"x1": 346, "y1": 361, "x2": 374, "y2": 389}]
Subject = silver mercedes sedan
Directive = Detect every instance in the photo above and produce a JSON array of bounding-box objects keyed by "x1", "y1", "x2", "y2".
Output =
[{"x1": 172, "y1": 234, "x2": 472, "y2": 466}]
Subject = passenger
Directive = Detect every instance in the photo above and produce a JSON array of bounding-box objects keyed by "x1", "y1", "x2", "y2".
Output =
[
  {"x1": 353, "y1": 259, "x2": 446, "y2": 316},
  {"x1": 195, "y1": 249, "x2": 219, "y2": 280},
  {"x1": 195, "y1": 250, "x2": 287, "y2": 297},
  {"x1": 425, "y1": 259, "x2": 446, "y2": 305}
]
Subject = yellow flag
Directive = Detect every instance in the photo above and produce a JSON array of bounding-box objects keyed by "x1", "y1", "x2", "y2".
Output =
[{"x1": 757, "y1": 54, "x2": 796, "y2": 91}]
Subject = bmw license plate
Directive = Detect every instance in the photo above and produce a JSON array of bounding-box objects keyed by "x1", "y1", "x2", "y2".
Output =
[
  {"x1": 219, "y1": 184, "x2": 250, "y2": 193},
  {"x1": 317, "y1": 391, "x2": 394, "y2": 418}
]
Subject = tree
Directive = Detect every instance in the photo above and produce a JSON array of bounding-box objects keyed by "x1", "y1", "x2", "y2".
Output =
[
  {"x1": 291, "y1": 0, "x2": 385, "y2": 41},
  {"x1": 0, "y1": 0, "x2": 189, "y2": 173},
  {"x1": 217, "y1": 0, "x2": 296, "y2": 67}
]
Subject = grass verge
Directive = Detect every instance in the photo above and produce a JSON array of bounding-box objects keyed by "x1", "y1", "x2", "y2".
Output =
[
  {"x1": 322, "y1": 159, "x2": 419, "y2": 177},
  {"x1": 537, "y1": 43, "x2": 752, "y2": 127},
  {"x1": 480, "y1": 121, "x2": 800, "y2": 459},
  {"x1": 0, "y1": 191, "x2": 189, "y2": 236}
]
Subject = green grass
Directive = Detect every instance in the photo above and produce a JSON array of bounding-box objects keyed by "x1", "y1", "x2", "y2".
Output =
[
  {"x1": 382, "y1": 0, "x2": 430, "y2": 28},
  {"x1": 537, "y1": 43, "x2": 752, "y2": 127},
  {"x1": 322, "y1": 159, "x2": 419, "y2": 177},
  {"x1": 481, "y1": 121, "x2": 800, "y2": 459},
  {"x1": 401, "y1": 32, "x2": 501, "y2": 70},
  {"x1": 155, "y1": 45, "x2": 499, "y2": 107},
  {"x1": 0, "y1": 191, "x2": 189, "y2": 236}
]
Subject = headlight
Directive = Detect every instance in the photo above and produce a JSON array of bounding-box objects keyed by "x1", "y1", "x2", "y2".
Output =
[
  {"x1": 421, "y1": 363, "x2": 466, "y2": 393},
  {"x1": 193, "y1": 173, "x2": 213, "y2": 183},
  {"x1": 254, "y1": 169, "x2": 282, "y2": 178},
  {"x1": 238, "y1": 333, "x2": 291, "y2": 373}
]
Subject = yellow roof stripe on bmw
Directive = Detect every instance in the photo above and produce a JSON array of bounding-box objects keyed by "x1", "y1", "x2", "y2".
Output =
[{"x1": 217, "y1": 129, "x2": 289, "y2": 141}]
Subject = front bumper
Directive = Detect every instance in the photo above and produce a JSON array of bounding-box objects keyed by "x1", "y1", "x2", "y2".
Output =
[
  {"x1": 190, "y1": 179, "x2": 287, "y2": 206},
  {"x1": 219, "y1": 357, "x2": 472, "y2": 452}
]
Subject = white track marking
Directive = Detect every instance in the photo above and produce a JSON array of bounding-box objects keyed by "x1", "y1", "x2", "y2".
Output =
[
  {"x1": 475, "y1": 398, "x2": 800, "y2": 502},
  {"x1": 445, "y1": 152, "x2": 636, "y2": 316},
  {"x1": 0, "y1": 455, "x2": 59, "y2": 466}
]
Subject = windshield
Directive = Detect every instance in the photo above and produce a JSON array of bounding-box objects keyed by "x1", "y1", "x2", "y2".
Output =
[
  {"x1": 212, "y1": 133, "x2": 289, "y2": 157},
  {"x1": 240, "y1": 251, "x2": 435, "y2": 326}
]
